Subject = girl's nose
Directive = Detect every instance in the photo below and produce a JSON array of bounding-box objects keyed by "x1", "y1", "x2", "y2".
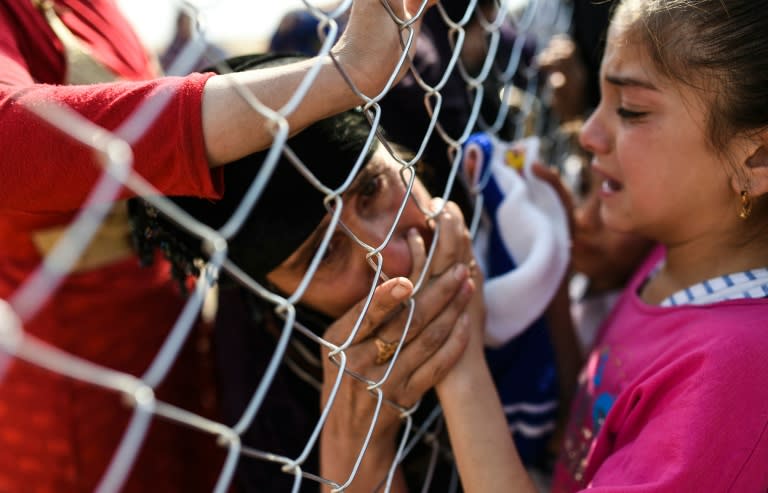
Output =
[{"x1": 579, "y1": 107, "x2": 611, "y2": 157}]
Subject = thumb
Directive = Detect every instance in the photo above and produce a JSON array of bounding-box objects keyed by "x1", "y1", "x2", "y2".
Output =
[{"x1": 323, "y1": 277, "x2": 413, "y2": 345}]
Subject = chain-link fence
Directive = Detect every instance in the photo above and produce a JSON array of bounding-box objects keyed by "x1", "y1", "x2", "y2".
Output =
[{"x1": 0, "y1": 0, "x2": 577, "y2": 491}]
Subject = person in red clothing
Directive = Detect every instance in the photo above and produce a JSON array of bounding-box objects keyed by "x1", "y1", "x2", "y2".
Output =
[{"x1": 0, "y1": 0, "x2": 439, "y2": 491}]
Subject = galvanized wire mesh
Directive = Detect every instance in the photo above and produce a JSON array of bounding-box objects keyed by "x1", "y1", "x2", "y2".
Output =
[{"x1": 0, "y1": 0, "x2": 574, "y2": 491}]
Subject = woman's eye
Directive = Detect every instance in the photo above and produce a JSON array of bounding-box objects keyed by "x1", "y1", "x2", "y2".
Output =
[
  {"x1": 356, "y1": 174, "x2": 383, "y2": 212},
  {"x1": 616, "y1": 107, "x2": 648, "y2": 120},
  {"x1": 360, "y1": 174, "x2": 382, "y2": 197}
]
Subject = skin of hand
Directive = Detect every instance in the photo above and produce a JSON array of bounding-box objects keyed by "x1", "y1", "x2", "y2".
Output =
[
  {"x1": 421, "y1": 198, "x2": 475, "y2": 279},
  {"x1": 332, "y1": 0, "x2": 438, "y2": 95},
  {"x1": 537, "y1": 34, "x2": 588, "y2": 122},
  {"x1": 433, "y1": 266, "x2": 538, "y2": 493},
  {"x1": 202, "y1": 0, "x2": 437, "y2": 166},
  {"x1": 318, "y1": 199, "x2": 475, "y2": 492}
]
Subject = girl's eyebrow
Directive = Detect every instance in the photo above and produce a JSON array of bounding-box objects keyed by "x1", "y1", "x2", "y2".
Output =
[{"x1": 605, "y1": 73, "x2": 659, "y2": 91}]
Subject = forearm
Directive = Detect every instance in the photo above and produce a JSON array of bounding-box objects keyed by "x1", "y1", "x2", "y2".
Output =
[
  {"x1": 202, "y1": 0, "x2": 429, "y2": 166},
  {"x1": 202, "y1": 56, "x2": 360, "y2": 166},
  {"x1": 436, "y1": 352, "x2": 536, "y2": 493}
]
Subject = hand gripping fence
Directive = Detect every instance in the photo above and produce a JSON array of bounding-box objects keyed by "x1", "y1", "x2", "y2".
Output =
[{"x1": 0, "y1": 0, "x2": 574, "y2": 491}]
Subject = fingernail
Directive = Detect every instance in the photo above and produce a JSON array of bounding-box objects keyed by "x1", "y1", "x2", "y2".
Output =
[
  {"x1": 408, "y1": 227, "x2": 420, "y2": 240},
  {"x1": 391, "y1": 279, "x2": 411, "y2": 300},
  {"x1": 453, "y1": 263, "x2": 468, "y2": 281},
  {"x1": 430, "y1": 197, "x2": 444, "y2": 213}
]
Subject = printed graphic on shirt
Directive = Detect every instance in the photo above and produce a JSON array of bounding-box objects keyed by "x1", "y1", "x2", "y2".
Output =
[{"x1": 558, "y1": 348, "x2": 619, "y2": 487}]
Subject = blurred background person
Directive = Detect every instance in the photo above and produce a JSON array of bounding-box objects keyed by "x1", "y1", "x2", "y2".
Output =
[{"x1": 160, "y1": 6, "x2": 230, "y2": 73}]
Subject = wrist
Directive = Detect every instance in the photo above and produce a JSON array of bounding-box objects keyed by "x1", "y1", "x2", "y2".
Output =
[
  {"x1": 436, "y1": 345, "x2": 489, "y2": 397},
  {"x1": 320, "y1": 427, "x2": 399, "y2": 490}
]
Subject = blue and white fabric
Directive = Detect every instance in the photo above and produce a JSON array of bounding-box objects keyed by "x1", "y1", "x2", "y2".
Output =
[{"x1": 660, "y1": 267, "x2": 768, "y2": 307}]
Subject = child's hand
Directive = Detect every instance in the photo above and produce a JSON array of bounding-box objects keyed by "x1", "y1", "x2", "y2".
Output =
[{"x1": 418, "y1": 199, "x2": 474, "y2": 282}]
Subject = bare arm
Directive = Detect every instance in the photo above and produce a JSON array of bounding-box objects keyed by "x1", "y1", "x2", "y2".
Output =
[
  {"x1": 436, "y1": 351, "x2": 538, "y2": 493},
  {"x1": 202, "y1": 0, "x2": 435, "y2": 166},
  {"x1": 0, "y1": 0, "x2": 435, "y2": 209},
  {"x1": 435, "y1": 267, "x2": 538, "y2": 493}
]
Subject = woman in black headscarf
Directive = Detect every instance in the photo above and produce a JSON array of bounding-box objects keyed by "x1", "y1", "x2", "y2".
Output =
[{"x1": 130, "y1": 54, "x2": 480, "y2": 493}]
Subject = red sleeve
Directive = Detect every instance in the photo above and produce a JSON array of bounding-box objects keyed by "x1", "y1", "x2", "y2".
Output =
[
  {"x1": 0, "y1": 0, "x2": 223, "y2": 214},
  {"x1": 0, "y1": 75, "x2": 223, "y2": 213}
]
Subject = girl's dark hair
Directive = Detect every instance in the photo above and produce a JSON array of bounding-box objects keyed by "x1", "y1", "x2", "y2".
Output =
[
  {"x1": 129, "y1": 54, "x2": 378, "y2": 293},
  {"x1": 613, "y1": 0, "x2": 768, "y2": 154}
]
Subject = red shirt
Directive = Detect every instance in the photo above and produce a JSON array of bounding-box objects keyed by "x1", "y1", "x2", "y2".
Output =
[{"x1": 0, "y1": 1, "x2": 227, "y2": 491}]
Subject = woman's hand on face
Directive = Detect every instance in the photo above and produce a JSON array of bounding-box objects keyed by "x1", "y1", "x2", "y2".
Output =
[
  {"x1": 318, "y1": 265, "x2": 473, "y2": 490},
  {"x1": 407, "y1": 198, "x2": 486, "y2": 376},
  {"x1": 320, "y1": 263, "x2": 473, "y2": 437}
]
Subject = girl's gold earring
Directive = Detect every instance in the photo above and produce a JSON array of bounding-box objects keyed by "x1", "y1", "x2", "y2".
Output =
[{"x1": 739, "y1": 190, "x2": 752, "y2": 220}]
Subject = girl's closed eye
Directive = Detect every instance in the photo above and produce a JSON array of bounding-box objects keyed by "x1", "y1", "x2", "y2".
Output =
[{"x1": 617, "y1": 107, "x2": 648, "y2": 120}]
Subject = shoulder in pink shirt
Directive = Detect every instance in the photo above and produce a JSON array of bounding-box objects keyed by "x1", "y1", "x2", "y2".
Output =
[{"x1": 554, "y1": 246, "x2": 768, "y2": 492}]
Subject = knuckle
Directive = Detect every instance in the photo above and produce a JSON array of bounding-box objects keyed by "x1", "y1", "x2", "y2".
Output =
[
  {"x1": 446, "y1": 201, "x2": 466, "y2": 223},
  {"x1": 419, "y1": 321, "x2": 450, "y2": 352},
  {"x1": 437, "y1": 273, "x2": 459, "y2": 298}
]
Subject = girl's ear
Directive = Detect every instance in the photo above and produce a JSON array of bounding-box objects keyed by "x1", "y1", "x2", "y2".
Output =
[
  {"x1": 742, "y1": 144, "x2": 768, "y2": 198},
  {"x1": 746, "y1": 143, "x2": 768, "y2": 197}
]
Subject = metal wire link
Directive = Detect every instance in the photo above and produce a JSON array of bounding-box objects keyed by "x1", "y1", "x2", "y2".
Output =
[{"x1": 0, "y1": 0, "x2": 573, "y2": 491}]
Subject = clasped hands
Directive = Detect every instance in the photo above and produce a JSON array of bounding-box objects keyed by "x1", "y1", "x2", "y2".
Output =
[{"x1": 318, "y1": 199, "x2": 484, "y2": 490}]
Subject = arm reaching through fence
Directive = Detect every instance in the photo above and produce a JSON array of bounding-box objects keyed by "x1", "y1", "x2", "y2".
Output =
[
  {"x1": 203, "y1": 0, "x2": 438, "y2": 166},
  {"x1": 0, "y1": 0, "x2": 438, "y2": 211}
]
